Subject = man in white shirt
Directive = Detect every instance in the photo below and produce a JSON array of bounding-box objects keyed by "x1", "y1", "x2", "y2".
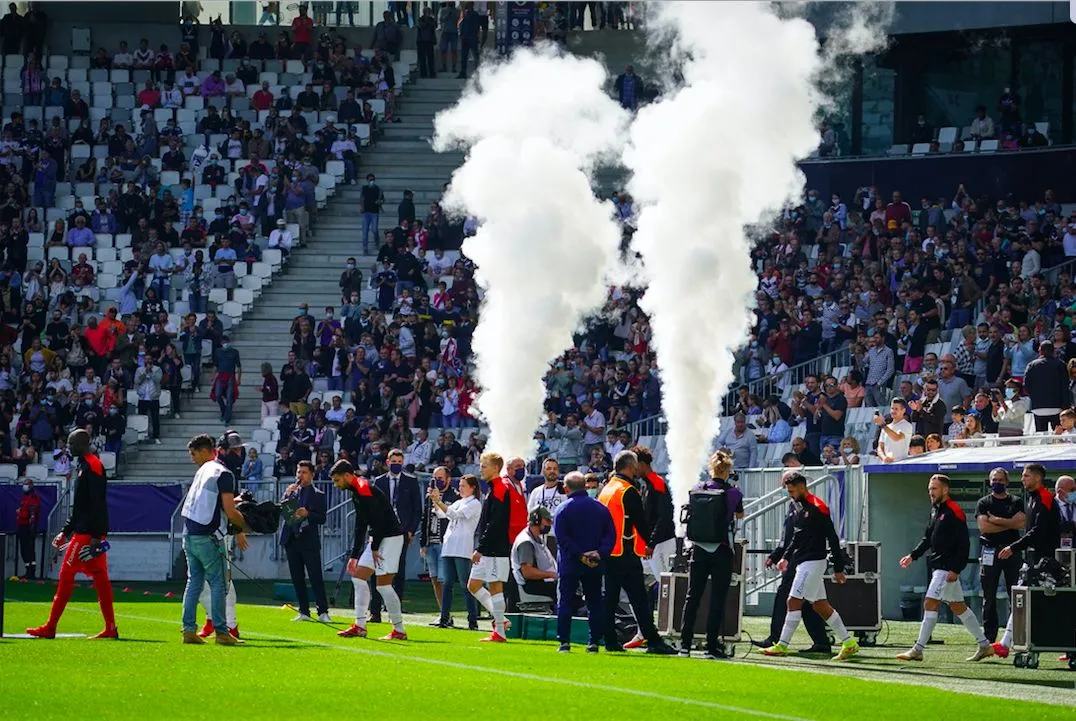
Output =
[
  {"x1": 113, "y1": 41, "x2": 134, "y2": 68},
  {"x1": 178, "y1": 68, "x2": 201, "y2": 96},
  {"x1": 268, "y1": 219, "x2": 295, "y2": 257},
  {"x1": 603, "y1": 430, "x2": 624, "y2": 459},
  {"x1": 224, "y1": 73, "x2": 246, "y2": 97},
  {"x1": 329, "y1": 129, "x2": 358, "y2": 185},
  {"x1": 527, "y1": 458, "x2": 565, "y2": 518},
  {"x1": 580, "y1": 400, "x2": 605, "y2": 454},
  {"x1": 875, "y1": 398, "x2": 915, "y2": 463},
  {"x1": 405, "y1": 428, "x2": 434, "y2": 470},
  {"x1": 426, "y1": 248, "x2": 453, "y2": 279},
  {"x1": 161, "y1": 81, "x2": 183, "y2": 109},
  {"x1": 148, "y1": 242, "x2": 175, "y2": 303},
  {"x1": 1063, "y1": 219, "x2": 1076, "y2": 257}
]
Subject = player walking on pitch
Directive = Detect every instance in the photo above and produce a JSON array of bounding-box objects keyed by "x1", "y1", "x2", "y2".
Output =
[
  {"x1": 332, "y1": 460, "x2": 409, "y2": 641},
  {"x1": 762, "y1": 472, "x2": 858, "y2": 661},
  {"x1": 27, "y1": 429, "x2": 119, "y2": 640},
  {"x1": 897, "y1": 474, "x2": 994, "y2": 662}
]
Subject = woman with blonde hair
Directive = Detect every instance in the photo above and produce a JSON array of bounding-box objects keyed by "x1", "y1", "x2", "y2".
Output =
[
  {"x1": 837, "y1": 437, "x2": 860, "y2": 466},
  {"x1": 678, "y1": 449, "x2": 744, "y2": 660}
]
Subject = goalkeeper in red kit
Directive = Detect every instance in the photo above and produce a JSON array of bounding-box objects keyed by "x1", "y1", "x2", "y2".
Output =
[{"x1": 27, "y1": 429, "x2": 119, "y2": 639}]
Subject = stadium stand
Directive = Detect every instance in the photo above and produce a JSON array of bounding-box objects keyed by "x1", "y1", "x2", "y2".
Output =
[{"x1": 2, "y1": 5, "x2": 1074, "y2": 502}]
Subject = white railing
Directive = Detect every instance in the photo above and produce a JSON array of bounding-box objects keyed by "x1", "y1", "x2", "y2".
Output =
[{"x1": 736, "y1": 465, "x2": 867, "y2": 605}]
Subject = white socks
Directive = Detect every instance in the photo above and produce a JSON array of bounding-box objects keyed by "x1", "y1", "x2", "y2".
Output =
[
  {"x1": 379, "y1": 584, "x2": 405, "y2": 632},
  {"x1": 491, "y1": 592, "x2": 506, "y2": 632},
  {"x1": 915, "y1": 610, "x2": 938, "y2": 652},
  {"x1": 957, "y1": 608, "x2": 988, "y2": 646},
  {"x1": 999, "y1": 614, "x2": 1014, "y2": 648},
  {"x1": 778, "y1": 610, "x2": 801, "y2": 645},
  {"x1": 199, "y1": 580, "x2": 238, "y2": 628},
  {"x1": 472, "y1": 586, "x2": 494, "y2": 615},
  {"x1": 825, "y1": 610, "x2": 851, "y2": 643},
  {"x1": 352, "y1": 577, "x2": 370, "y2": 625}
]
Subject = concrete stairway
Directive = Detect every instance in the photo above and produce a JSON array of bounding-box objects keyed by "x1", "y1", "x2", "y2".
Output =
[{"x1": 122, "y1": 75, "x2": 469, "y2": 482}]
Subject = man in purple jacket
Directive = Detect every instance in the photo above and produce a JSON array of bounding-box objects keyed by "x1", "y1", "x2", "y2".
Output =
[{"x1": 552, "y1": 471, "x2": 615, "y2": 653}]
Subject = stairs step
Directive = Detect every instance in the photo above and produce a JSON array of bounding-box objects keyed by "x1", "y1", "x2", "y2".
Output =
[{"x1": 125, "y1": 72, "x2": 464, "y2": 480}]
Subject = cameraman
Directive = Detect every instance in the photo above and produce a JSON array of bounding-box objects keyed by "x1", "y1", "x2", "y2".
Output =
[{"x1": 678, "y1": 450, "x2": 743, "y2": 659}]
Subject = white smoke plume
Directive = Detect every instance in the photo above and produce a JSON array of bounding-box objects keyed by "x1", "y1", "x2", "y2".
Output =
[
  {"x1": 624, "y1": 2, "x2": 887, "y2": 504},
  {"x1": 434, "y1": 47, "x2": 629, "y2": 461}
]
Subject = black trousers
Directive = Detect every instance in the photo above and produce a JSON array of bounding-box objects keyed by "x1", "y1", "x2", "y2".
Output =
[
  {"x1": 371, "y1": 534, "x2": 410, "y2": 617},
  {"x1": 459, "y1": 39, "x2": 478, "y2": 77},
  {"x1": 16, "y1": 526, "x2": 36, "y2": 577},
  {"x1": 603, "y1": 554, "x2": 660, "y2": 647},
  {"x1": 285, "y1": 534, "x2": 329, "y2": 616},
  {"x1": 522, "y1": 579, "x2": 557, "y2": 601},
  {"x1": 138, "y1": 399, "x2": 160, "y2": 439},
  {"x1": 770, "y1": 565, "x2": 830, "y2": 646},
  {"x1": 680, "y1": 545, "x2": 733, "y2": 654},
  {"x1": 417, "y1": 41, "x2": 436, "y2": 78},
  {"x1": 980, "y1": 551, "x2": 1022, "y2": 642}
]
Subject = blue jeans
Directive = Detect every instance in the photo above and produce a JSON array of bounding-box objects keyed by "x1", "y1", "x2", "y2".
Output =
[
  {"x1": 215, "y1": 375, "x2": 235, "y2": 422},
  {"x1": 185, "y1": 352, "x2": 202, "y2": 389},
  {"x1": 439, "y1": 555, "x2": 478, "y2": 625},
  {"x1": 189, "y1": 293, "x2": 207, "y2": 313},
  {"x1": 151, "y1": 276, "x2": 169, "y2": 305},
  {"x1": 182, "y1": 534, "x2": 226, "y2": 633},
  {"x1": 328, "y1": 375, "x2": 345, "y2": 391},
  {"x1": 361, "y1": 212, "x2": 378, "y2": 251}
]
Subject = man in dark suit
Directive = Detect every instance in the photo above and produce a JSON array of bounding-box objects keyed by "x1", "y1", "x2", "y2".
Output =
[
  {"x1": 369, "y1": 447, "x2": 422, "y2": 622},
  {"x1": 280, "y1": 460, "x2": 330, "y2": 622}
]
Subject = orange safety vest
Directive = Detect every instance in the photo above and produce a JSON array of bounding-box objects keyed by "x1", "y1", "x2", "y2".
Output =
[{"x1": 597, "y1": 475, "x2": 647, "y2": 558}]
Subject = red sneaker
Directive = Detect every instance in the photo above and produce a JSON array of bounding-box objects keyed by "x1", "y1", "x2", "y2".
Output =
[
  {"x1": 88, "y1": 627, "x2": 120, "y2": 640},
  {"x1": 337, "y1": 623, "x2": 367, "y2": 638},
  {"x1": 229, "y1": 626, "x2": 240, "y2": 639},
  {"x1": 380, "y1": 629, "x2": 408, "y2": 641},
  {"x1": 197, "y1": 620, "x2": 215, "y2": 638},
  {"x1": 25, "y1": 625, "x2": 56, "y2": 639},
  {"x1": 991, "y1": 643, "x2": 1009, "y2": 659},
  {"x1": 480, "y1": 632, "x2": 507, "y2": 643},
  {"x1": 623, "y1": 635, "x2": 646, "y2": 650}
]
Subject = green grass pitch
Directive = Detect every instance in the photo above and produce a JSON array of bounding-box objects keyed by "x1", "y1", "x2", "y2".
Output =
[{"x1": 1, "y1": 580, "x2": 1073, "y2": 720}]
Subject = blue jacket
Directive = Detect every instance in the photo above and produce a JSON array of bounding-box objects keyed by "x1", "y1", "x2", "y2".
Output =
[
  {"x1": 374, "y1": 472, "x2": 422, "y2": 536},
  {"x1": 280, "y1": 482, "x2": 327, "y2": 544},
  {"x1": 553, "y1": 489, "x2": 615, "y2": 574}
]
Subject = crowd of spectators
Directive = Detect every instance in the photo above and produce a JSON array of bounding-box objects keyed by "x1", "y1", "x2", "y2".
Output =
[
  {"x1": 0, "y1": 6, "x2": 425, "y2": 478},
  {"x1": 725, "y1": 179, "x2": 1076, "y2": 470}
]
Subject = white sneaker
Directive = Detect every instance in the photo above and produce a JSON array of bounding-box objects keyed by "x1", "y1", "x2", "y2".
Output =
[
  {"x1": 173, "y1": 413, "x2": 181, "y2": 419},
  {"x1": 318, "y1": 613, "x2": 332, "y2": 623},
  {"x1": 153, "y1": 439, "x2": 162, "y2": 445},
  {"x1": 291, "y1": 613, "x2": 311, "y2": 622}
]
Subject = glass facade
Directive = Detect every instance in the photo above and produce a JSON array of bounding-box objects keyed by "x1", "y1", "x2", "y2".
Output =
[
  {"x1": 861, "y1": 55, "x2": 895, "y2": 156},
  {"x1": 920, "y1": 41, "x2": 1013, "y2": 134},
  {"x1": 1016, "y1": 39, "x2": 1063, "y2": 141}
]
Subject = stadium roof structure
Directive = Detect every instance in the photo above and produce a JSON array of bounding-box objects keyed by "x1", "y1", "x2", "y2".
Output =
[{"x1": 864, "y1": 442, "x2": 1076, "y2": 474}]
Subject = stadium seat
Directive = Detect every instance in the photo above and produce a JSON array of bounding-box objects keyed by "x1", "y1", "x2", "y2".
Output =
[{"x1": 978, "y1": 139, "x2": 999, "y2": 153}]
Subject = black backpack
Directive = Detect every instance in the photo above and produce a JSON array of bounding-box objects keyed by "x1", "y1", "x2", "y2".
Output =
[{"x1": 683, "y1": 489, "x2": 730, "y2": 545}]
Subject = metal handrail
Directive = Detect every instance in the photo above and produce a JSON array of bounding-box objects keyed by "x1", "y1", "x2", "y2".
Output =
[{"x1": 42, "y1": 485, "x2": 69, "y2": 580}]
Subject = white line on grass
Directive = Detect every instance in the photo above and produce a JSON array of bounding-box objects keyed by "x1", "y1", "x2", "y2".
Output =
[{"x1": 45, "y1": 604, "x2": 812, "y2": 721}]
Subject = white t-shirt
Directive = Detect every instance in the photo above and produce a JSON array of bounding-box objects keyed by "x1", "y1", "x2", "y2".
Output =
[
  {"x1": 881, "y1": 418, "x2": 915, "y2": 462},
  {"x1": 527, "y1": 484, "x2": 565, "y2": 514}
]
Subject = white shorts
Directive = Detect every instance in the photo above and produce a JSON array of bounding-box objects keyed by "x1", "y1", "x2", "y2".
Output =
[
  {"x1": 646, "y1": 537, "x2": 677, "y2": 580},
  {"x1": 358, "y1": 534, "x2": 404, "y2": 577},
  {"x1": 469, "y1": 555, "x2": 510, "y2": 584},
  {"x1": 925, "y1": 569, "x2": 965, "y2": 603},
  {"x1": 789, "y1": 559, "x2": 828, "y2": 603}
]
